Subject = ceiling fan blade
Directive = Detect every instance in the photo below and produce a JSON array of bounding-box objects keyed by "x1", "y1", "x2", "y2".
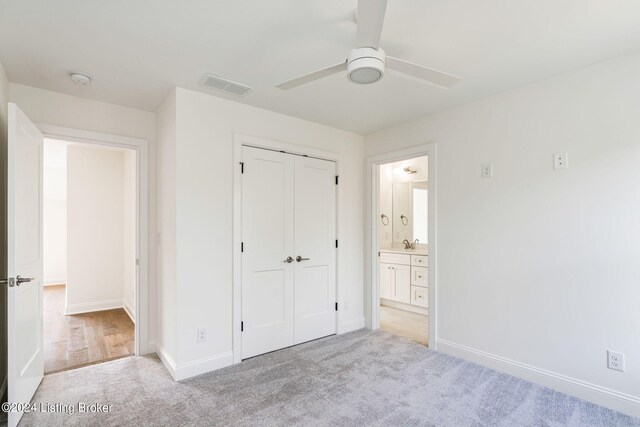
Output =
[
  {"x1": 356, "y1": 0, "x2": 388, "y2": 49},
  {"x1": 386, "y1": 56, "x2": 461, "y2": 88},
  {"x1": 276, "y1": 61, "x2": 347, "y2": 90}
]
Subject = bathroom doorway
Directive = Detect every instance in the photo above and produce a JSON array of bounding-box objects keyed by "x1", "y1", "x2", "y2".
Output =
[
  {"x1": 377, "y1": 156, "x2": 429, "y2": 346},
  {"x1": 366, "y1": 144, "x2": 436, "y2": 349}
]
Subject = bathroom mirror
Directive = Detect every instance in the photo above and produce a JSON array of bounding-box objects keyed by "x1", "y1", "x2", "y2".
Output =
[{"x1": 392, "y1": 180, "x2": 427, "y2": 243}]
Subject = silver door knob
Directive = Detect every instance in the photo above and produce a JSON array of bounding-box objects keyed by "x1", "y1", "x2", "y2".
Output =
[
  {"x1": 16, "y1": 275, "x2": 34, "y2": 286},
  {"x1": 296, "y1": 256, "x2": 310, "y2": 262},
  {"x1": 283, "y1": 256, "x2": 294, "y2": 263}
]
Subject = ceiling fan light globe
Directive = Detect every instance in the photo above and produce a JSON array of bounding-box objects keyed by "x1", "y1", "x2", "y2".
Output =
[
  {"x1": 347, "y1": 47, "x2": 385, "y2": 85},
  {"x1": 349, "y1": 67, "x2": 383, "y2": 84}
]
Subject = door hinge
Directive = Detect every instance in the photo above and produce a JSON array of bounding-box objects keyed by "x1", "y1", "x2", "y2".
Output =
[
  {"x1": 335, "y1": 175, "x2": 339, "y2": 185},
  {"x1": 378, "y1": 251, "x2": 380, "y2": 257},
  {"x1": 335, "y1": 302, "x2": 338, "y2": 311},
  {"x1": 241, "y1": 242, "x2": 244, "y2": 253},
  {"x1": 335, "y1": 239, "x2": 338, "y2": 248},
  {"x1": 240, "y1": 162, "x2": 244, "y2": 173},
  {"x1": 241, "y1": 321, "x2": 244, "y2": 332}
]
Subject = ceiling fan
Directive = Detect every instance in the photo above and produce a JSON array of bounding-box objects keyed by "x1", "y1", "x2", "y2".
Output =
[{"x1": 276, "y1": 0, "x2": 461, "y2": 90}]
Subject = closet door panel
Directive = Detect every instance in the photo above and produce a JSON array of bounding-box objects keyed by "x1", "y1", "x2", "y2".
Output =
[
  {"x1": 241, "y1": 146, "x2": 295, "y2": 359},
  {"x1": 293, "y1": 156, "x2": 337, "y2": 344}
]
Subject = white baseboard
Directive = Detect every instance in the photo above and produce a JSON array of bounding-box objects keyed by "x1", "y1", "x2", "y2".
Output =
[
  {"x1": 155, "y1": 344, "x2": 177, "y2": 381},
  {"x1": 65, "y1": 299, "x2": 123, "y2": 315},
  {"x1": 123, "y1": 303, "x2": 136, "y2": 324},
  {"x1": 155, "y1": 345, "x2": 233, "y2": 382},
  {"x1": 338, "y1": 317, "x2": 366, "y2": 334},
  {"x1": 436, "y1": 338, "x2": 640, "y2": 418},
  {"x1": 174, "y1": 352, "x2": 234, "y2": 381}
]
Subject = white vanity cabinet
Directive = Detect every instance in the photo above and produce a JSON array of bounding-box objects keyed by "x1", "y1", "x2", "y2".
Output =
[
  {"x1": 411, "y1": 285, "x2": 428, "y2": 308},
  {"x1": 379, "y1": 262, "x2": 394, "y2": 300},
  {"x1": 379, "y1": 263, "x2": 411, "y2": 304},
  {"x1": 411, "y1": 266, "x2": 427, "y2": 287},
  {"x1": 379, "y1": 251, "x2": 428, "y2": 310}
]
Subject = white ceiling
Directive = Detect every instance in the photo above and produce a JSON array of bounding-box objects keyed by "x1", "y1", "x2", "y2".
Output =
[{"x1": 2, "y1": 0, "x2": 640, "y2": 134}]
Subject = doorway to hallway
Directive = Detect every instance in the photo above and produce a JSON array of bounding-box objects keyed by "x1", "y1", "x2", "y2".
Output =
[{"x1": 42, "y1": 138, "x2": 137, "y2": 373}]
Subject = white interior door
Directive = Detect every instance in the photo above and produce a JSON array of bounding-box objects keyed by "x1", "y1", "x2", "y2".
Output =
[
  {"x1": 293, "y1": 156, "x2": 336, "y2": 344},
  {"x1": 6, "y1": 103, "x2": 44, "y2": 427},
  {"x1": 241, "y1": 146, "x2": 295, "y2": 359}
]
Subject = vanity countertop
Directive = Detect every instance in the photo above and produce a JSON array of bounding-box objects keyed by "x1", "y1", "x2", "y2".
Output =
[{"x1": 380, "y1": 247, "x2": 428, "y2": 256}]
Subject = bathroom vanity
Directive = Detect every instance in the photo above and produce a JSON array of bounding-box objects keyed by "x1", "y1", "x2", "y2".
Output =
[{"x1": 379, "y1": 248, "x2": 428, "y2": 313}]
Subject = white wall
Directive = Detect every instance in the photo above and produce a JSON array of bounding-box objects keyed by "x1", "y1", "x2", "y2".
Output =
[
  {"x1": 155, "y1": 90, "x2": 177, "y2": 365},
  {"x1": 43, "y1": 140, "x2": 68, "y2": 284},
  {"x1": 123, "y1": 149, "x2": 136, "y2": 320},
  {"x1": 9, "y1": 84, "x2": 156, "y2": 345},
  {"x1": 155, "y1": 87, "x2": 364, "y2": 378},
  {"x1": 365, "y1": 51, "x2": 640, "y2": 416},
  {"x1": 67, "y1": 145, "x2": 125, "y2": 314}
]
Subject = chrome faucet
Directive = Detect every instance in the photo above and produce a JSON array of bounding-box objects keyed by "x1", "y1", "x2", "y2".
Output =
[{"x1": 403, "y1": 239, "x2": 412, "y2": 250}]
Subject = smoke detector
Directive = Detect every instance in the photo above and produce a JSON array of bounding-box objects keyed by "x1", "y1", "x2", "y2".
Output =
[{"x1": 69, "y1": 72, "x2": 92, "y2": 85}]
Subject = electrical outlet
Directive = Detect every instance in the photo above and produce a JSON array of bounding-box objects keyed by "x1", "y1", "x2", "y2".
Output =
[
  {"x1": 197, "y1": 328, "x2": 208, "y2": 343},
  {"x1": 607, "y1": 350, "x2": 625, "y2": 372},
  {"x1": 481, "y1": 163, "x2": 492, "y2": 178},
  {"x1": 553, "y1": 152, "x2": 568, "y2": 170}
]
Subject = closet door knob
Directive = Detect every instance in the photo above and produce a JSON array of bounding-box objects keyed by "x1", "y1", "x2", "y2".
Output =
[
  {"x1": 283, "y1": 256, "x2": 294, "y2": 263},
  {"x1": 16, "y1": 275, "x2": 35, "y2": 286},
  {"x1": 296, "y1": 256, "x2": 310, "y2": 262}
]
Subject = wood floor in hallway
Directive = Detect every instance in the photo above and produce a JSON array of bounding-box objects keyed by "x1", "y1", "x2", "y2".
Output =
[
  {"x1": 44, "y1": 285, "x2": 135, "y2": 374},
  {"x1": 380, "y1": 304, "x2": 428, "y2": 346}
]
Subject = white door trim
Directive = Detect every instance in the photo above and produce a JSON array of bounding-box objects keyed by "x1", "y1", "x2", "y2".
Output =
[
  {"x1": 35, "y1": 123, "x2": 150, "y2": 356},
  {"x1": 365, "y1": 143, "x2": 437, "y2": 349},
  {"x1": 233, "y1": 133, "x2": 342, "y2": 364}
]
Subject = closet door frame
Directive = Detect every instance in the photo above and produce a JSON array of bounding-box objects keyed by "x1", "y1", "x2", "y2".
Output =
[{"x1": 232, "y1": 134, "x2": 342, "y2": 364}]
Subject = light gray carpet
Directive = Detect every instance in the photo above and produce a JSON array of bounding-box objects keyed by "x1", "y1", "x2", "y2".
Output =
[{"x1": 19, "y1": 330, "x2": 639, "y2": 426}]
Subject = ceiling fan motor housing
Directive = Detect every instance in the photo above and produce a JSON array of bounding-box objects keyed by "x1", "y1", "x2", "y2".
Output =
[{"x1": 347, "y1": 47, "x2": 385, "y2": 84}]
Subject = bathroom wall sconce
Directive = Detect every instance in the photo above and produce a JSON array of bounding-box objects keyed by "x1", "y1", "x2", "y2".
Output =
[{"x1": 380, "y1": 214, "x2": 389, "y2": 226}]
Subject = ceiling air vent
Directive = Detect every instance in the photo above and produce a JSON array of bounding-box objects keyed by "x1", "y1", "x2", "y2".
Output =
[{"x1": 200, "y1": 74, "x2": 252, "y2": 96}]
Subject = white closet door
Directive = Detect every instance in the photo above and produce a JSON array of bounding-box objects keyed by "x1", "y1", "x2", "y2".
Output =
[
  {"x1": 293, "y1": 156, "x2": 336, "y2": 344},
  {"x1": 241, "y1": 147, "x2": 295, "y2": 359}
]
